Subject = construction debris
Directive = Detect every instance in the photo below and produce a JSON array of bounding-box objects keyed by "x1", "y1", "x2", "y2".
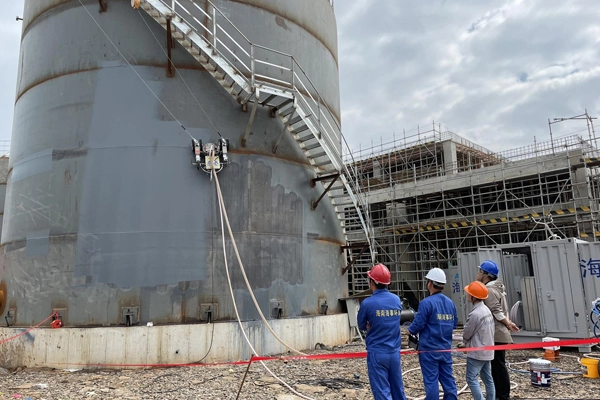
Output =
[{"x1": 0, "y1": 342, "x2": 598, "y2": 399}]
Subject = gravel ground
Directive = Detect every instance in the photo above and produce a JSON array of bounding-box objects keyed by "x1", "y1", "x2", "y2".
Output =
[{"x1": 1, "y1": 333, "x2": 599, "y2": 400}]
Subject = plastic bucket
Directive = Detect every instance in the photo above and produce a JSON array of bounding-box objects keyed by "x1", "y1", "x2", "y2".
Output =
[
  {"x1": 542, "y1": 337, "x2": 560, "y2": 361},
  {"x1": 581, "y1": 358, "x2": 600, "y2": 379},
  {"x1": 529, "y1": 358, "x2": 551, "y2": 387}
]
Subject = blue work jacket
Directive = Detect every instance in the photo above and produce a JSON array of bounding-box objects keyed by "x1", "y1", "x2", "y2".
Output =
[
  {"x1": 408, "y1": 292, "x2": 457, "y2": 351},
  {"x1": 357, "y1": 289, "x2": 403, "y2": 353}
]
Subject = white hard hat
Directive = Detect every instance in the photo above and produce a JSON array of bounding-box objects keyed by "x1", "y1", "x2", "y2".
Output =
[{"x1": 425, "y1": 268, "x2": 447, "y2": 284}]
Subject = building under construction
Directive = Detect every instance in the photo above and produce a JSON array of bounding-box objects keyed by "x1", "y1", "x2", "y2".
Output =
[{"x1": 344, "y1": 121, "x2": 600, "y2": 300}]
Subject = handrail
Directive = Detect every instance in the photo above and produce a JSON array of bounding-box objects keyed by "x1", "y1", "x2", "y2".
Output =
[{"x1": 151, "y1": 0, "x2": 375, "y2": 257}]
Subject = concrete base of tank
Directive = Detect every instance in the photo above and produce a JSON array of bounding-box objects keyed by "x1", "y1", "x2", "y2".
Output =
[{"x1": 0, "y1": 314, "x2": 350, "y2": 369}]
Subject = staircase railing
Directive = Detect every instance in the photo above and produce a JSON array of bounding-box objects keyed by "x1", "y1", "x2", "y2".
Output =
[{"x1": 149, "y1": 0, "x2": 375, "y2": 259}]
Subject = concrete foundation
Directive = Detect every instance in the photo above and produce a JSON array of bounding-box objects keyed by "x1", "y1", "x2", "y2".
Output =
[{"x1": 0, "y1": 314, "x2": 350, "y2": 369}]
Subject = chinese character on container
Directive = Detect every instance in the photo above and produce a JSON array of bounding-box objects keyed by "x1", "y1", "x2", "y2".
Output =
[
  {"x1": 580, "y1": 258, "x2": 600, "y2": 278},
  {"x1": 452, "y1": 274, "x2": 461, "y2": 293}
]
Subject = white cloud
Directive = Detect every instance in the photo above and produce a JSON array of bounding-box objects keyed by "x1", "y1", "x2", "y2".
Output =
[
  {"x1": 0, "y1": 1, "x2": 24, "y2": 141},
  {"x1": 0, "y1": 1, "x2": 598, "y2": 156},
  {"x1": 335, "y1": 0, "x2": 600, "y2": 153}
]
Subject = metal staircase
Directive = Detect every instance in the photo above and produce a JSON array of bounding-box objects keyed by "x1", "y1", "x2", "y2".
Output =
[{"x1": 138, "y1": 0, "x2": 375, "y2": 284}]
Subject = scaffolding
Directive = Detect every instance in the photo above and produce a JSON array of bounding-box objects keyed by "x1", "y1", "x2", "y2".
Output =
[{"x1": 343, "y1": 122, "x2": 600, "y2": 301}]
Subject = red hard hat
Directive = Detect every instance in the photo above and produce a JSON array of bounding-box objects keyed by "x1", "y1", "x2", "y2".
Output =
[{"x1": 367, "y1": 263, "x2": 391, "y2": 285}]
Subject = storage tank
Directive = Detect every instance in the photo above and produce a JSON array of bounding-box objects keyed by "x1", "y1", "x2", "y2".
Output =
[{"x1": 0, "y1": 0, "x2": 346, "y2": 328}]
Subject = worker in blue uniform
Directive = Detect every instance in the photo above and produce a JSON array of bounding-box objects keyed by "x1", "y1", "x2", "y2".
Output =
[
  {"x1": 407, "y1": 268, "x2": 458, "y2": 400},
  {"x1": 357, "y1": 263, "x2": 407, "y2": 400}
]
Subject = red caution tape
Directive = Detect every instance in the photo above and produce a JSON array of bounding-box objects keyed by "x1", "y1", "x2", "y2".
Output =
[
  {"x1": 52, "y1": 337, "x2": 600, "y2": 369},
  {"x1": 442, "y1": 337, "x2": 600, "y2": 354}
]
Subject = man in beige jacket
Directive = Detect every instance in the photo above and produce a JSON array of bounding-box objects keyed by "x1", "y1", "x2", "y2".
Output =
[{"x1": 477, "y1": 260, "x2": 519, "y2": 400}]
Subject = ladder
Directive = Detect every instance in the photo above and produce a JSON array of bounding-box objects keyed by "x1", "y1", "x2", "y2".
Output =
[{"x1": 138, "y1": 0, "x2": 375, "y2": 280}]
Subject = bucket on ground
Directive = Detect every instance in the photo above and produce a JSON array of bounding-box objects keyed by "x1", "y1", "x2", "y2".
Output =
[
  {"x1": 542, "y1": 337, "x2": 560, "y2": 361},
  {"x1": 529, "y1": 358, "x2": 552, "y2": 387},
  {"x1": 581, "y1": 357, "x2": 600, "y2": 379}
]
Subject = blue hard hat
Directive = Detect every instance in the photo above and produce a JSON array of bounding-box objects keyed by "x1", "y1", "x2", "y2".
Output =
[{"x1": 479, "y1": 260, "x2": 499, "y2": 276}]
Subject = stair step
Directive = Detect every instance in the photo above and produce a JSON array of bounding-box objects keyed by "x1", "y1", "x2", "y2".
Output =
[
  {"x1": 292, "y1": 124, "x2": 309, "y2": 134},
  {"x1": 195, "y1": 54, "x2": 209, "y2": 63},
  {"x1": 203, "y1": 63, "x2": 217, "y2": 72},
  {"x1": 296, "y1": 133, "x2": 316, "y2": 143},
  {"x1": 287, "y1": 116, "x2": 303, "y2": 126},
  {"x1": 260, "y1": 94, "x2": 277, "y2": 106},
  {"x1": 278, "y1": 105, "x2": 295, "y2": 118},
  {"x1": 330, "y1": 193, "x2": 350, "y2": 199},
  {"x1": 308, "y1": 151, "x2": 327, "y2": 159},
  {"x1": 317, "y1": 168, "x2": 339, "y2": 176},
  {"x1": 302, "y1": 142, "x2": 322, "y2": 151},
  {"x1": 218, "y1": 79, "x2": 235, "y2": 89},
  {"x1": 313, "y1": 159, "x2": 333, "y2": 168},
  {"x1": 276, "y1": 98, "x2": 294, "y2": 111}
]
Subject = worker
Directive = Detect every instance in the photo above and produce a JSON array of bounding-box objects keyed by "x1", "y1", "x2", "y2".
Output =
[
  {"x1": 476, "y1": 260, "x2": 519, "y2": 400},
  {"x1": 460, "y1": 281, "x2": 495, "y2": 400},
  {"x1": 407, "y1": 268, "x2": 458, "y2": 400},
  {"x1": 357, "y1": 263, "x2": 407, "y2": 400}
]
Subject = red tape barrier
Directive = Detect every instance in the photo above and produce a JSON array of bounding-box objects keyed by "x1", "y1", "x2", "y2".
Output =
[{"x1": 43, "y1": 337, "x2": 600, "y2": 369}]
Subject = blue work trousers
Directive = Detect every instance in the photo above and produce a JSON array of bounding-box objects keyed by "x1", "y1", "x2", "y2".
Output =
[
  {"x1": 367, "y1": 351, "x2": 406, "y2": 400},
  {"x1": 466, "y1": 357, "x2": 495, "y2": 400},
  {"x1": 418, "y1": 353, "x2": 458, "y2": 400}
]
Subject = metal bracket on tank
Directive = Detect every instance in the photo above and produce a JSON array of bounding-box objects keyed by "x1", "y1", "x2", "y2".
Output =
[
  {"x1": 319, "y1": 299, "x2": 328, "y2": 315},
  {"x1": 310, "y1": 173, "x2": 340, "y2": 210},
  {"x1": 121, "y1": 307, "x2": 140, "y2": 326},
  {"x1": 270, "y1": 300, "x2": 284, "y2": 319},
  {"x1": 5, "y1": 309, "x2": 15, "y2": 327},
  {"x1": 241, "y1": 89, "x2": 259, "y2": 147},
  {"x1": 200, "y1": 303, "x2": 218, "y2": 323},
  {"x1": 341, "y1": 243, "x2": 370, "y2": 276},
  {"x1": 165, "y1": 16, "x2": 175, "y2": 77}
]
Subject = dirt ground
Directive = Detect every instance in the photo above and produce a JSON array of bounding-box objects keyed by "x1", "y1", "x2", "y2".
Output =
[{"x1": 1, "y1": 335, "x2": 599, "y2": 400}]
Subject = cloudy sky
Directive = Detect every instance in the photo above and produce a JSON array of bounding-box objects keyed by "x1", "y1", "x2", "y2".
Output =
[{"x1": 1, "y1": 1, "x2": 599, "y2": 155}]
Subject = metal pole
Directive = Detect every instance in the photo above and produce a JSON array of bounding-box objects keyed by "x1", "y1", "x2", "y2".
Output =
[
  {"x1": 548, "y1": 118, "x2": 554, "y2": 155},
  {"x1": 318, "y1": 94, "x2": 322, "y2": 131},
  {"x1": 250, "y1": 44, "x2": 255, "y2": 87},
  {"x1": 212, "y1": 6, "x2": 217, "y2": 52}
]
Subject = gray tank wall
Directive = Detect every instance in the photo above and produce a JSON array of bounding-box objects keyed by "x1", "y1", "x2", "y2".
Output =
[{"x1": 0, "y1": 0, "x2": 346, "y2": 326}]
